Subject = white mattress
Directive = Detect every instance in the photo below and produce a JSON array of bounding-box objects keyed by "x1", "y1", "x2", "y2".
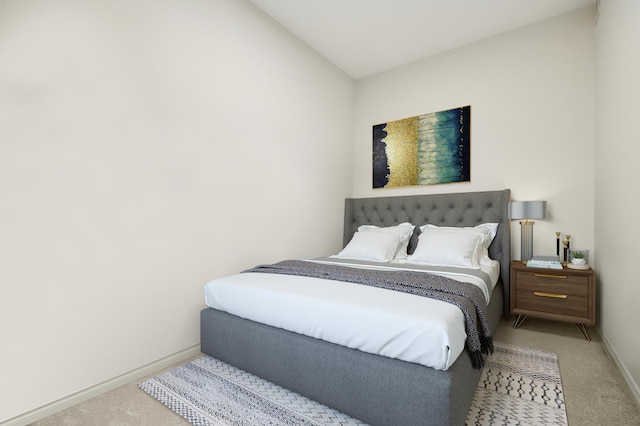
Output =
[{"x1": 204, "y1": 260, "x2": 499, "y2": 371}]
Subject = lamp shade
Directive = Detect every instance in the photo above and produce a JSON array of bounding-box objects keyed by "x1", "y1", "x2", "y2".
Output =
[{"x1": 509, "y1": 200, "x2": 547, "y2": 220}]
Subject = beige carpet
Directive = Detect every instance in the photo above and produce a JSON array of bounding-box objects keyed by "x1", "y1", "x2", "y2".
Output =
[{"x1": 29, "y1": 318, "x2": 640, "y2": 426}]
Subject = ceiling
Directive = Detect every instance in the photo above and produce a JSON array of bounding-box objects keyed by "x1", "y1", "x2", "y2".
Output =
[{"x1": 249, "y1": 0, "x2": 595, "y2": 79}]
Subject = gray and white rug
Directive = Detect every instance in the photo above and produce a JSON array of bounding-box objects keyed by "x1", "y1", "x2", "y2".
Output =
[
  {"x1": 139, "y1": 343, "x2": 567, "y2": 426},
  {"x1": 139, "y1": 356, "x2": 361, "y2": 425},
  {"x1": 466, "y1": 342, "x2": 567, "y2": 425}
]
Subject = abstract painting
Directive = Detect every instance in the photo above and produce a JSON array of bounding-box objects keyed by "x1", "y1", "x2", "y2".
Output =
[{"x1": 373, "y1": 106, "x2": 470, "y2": 188}]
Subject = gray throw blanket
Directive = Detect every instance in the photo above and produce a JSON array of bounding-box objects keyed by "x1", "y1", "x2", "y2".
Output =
[{"x1": 242, "y1": 260, "x2": 493, "y2": 369}]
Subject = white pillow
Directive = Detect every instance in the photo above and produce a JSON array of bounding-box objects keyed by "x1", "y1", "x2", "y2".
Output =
[
  {"x1": 334, "y1": 230, "x2": 404, "y2": 262},
  {"x1": 406, "y1": 229, "x2": 482, "y2": 268},
  {"x1": 420, "y1": 223, "x2": 498, "y2": 265},
  {"x1": 357, "y1": 222, "x2": 415, "y2": 259},
  {"x1": 420, "y1": 223, "x2": 498, "y2": 249}
]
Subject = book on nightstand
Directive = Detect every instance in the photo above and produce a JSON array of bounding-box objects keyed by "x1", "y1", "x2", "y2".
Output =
[{"x1": 526, "y1": 255, "x2": 563, "y2": 269}]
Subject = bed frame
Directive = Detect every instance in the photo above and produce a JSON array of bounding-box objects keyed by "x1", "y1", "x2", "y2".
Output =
[{"x1": 201, "y1": 189, "x2": 511, "y2": 426}]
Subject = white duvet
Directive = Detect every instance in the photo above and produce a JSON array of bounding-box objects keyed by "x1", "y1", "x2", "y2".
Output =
[{"x1": 204, "y1": 260, "x2": 499, "y2": 371}]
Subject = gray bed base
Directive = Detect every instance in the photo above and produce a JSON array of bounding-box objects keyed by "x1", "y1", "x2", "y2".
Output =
[{"x1": 200, "y1": 189, "x2": 511, "y2": 426}]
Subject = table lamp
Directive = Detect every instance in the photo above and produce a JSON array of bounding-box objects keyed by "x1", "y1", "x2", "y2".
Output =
[{"x1": 509, "y1": 200, "x2": 547, "y2": 262}]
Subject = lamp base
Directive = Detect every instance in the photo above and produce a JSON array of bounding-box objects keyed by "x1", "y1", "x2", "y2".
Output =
[{"x1": 520, "y1": 220, "x2": 535, "y2": 262}]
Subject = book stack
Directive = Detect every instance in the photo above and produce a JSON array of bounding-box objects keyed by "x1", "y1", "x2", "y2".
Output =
[{"x1": 526, "y1": 255, "x2": 563, "y2": 269}]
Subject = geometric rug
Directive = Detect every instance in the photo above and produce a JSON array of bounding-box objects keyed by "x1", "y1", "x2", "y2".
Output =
[
  {"x1": 139, "y1": 343, "x2": 567, "y2": 426},
  {"x1": 139, "y1": 356, "x2": 364, "y2": 425},
  {"x1": 466, "y1": 342, "x2": 567, "y2": 425}
]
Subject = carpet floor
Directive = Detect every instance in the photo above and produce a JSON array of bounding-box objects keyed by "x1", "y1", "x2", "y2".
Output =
[{"x1": 139, "y1": 342, "x2": 566, "y2": 426}]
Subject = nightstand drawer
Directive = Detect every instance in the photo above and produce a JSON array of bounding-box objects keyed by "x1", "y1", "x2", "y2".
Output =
[
  {"x1": 515, "y1": 289, "x2": 588, "y2": 318},
  {"x1": 514, "y1": 270, "x2": 589, "y2": 317},
  {"x1": 516, "y1": 271, "x2": 589, "y2": 297}
]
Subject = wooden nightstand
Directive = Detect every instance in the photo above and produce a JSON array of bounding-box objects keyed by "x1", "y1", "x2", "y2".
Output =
[{"x1": 510, "y1": 260, "x2": 596, "y2": 340}]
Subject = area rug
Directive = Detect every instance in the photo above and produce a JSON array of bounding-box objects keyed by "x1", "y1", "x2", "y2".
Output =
[
  {"x1": 139, "y1": 342, "x2": 567, "y2": 426},
  {"x1": 466, "y1": 342, "x2": 567, "y2": 425}
]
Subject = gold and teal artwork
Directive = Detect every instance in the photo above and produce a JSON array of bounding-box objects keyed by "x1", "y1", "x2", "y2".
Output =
[{"x1": 373, "y1": 106, "x2": 470, "y2": 188}]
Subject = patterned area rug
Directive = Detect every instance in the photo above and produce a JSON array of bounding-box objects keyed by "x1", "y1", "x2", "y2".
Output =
[
  {"x1": 466, "y1": 342, "x2": 567, "y2": 425},
  {"x1": 139, "y1": 343, "x2": 567, "y2": 426},
  {"x1": 139, "y1": 356, "x2": 362, "y2": 425}
]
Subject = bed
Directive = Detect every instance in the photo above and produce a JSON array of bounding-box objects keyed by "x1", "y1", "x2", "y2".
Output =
[{"x1": 200, "y1": 189, "x2": 511, "y2": 426}]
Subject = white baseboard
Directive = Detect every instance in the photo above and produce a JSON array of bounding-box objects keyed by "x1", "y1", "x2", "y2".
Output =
[
  {"x1": 1, "y1": 344, "x2": 202, "y2": 426},
  {"x1": 599, "y1": 326, "x2": 640, "y2": 411}
]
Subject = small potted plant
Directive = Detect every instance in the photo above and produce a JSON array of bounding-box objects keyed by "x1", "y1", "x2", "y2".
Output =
[
  {"x1": 568, "y1": 249, "x2": 589, "y2": 269},
  {"x1": 571, "y1": 251, "x2": 586, "y2": 265}
]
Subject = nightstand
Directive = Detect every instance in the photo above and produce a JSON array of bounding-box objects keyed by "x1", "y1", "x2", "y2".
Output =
[{"x1": 510, "y1": 261, "x2": 596, "y2": 340}]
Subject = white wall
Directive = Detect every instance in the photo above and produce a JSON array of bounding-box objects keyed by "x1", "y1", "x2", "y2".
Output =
[
  {"x1": 354, "y1": 8, "x2": 596, "y2": 263},
  {"x1": 595, "y1": 0, "x2": 640, "y2": 405},
  {"x1": 0, "y1": 0, "x2": 354, "y2": 422}
]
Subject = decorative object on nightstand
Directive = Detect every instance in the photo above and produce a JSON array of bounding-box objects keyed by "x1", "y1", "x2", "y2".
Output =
[
  {"x1": 510, "y1": 261, "x2": 596, "y2": 340},
  {"x1": 563, "y1": 235, "x2": 571, "y2": 264},
  {"x1": 568, "y1": 249, "x2": 590, "y2": 270},
  {"x1": 509, "y1": 200, "x2": 547, "y2": 262},
  {"x1": 526, "y1": 255, "x2": 562, "y2": 269}
]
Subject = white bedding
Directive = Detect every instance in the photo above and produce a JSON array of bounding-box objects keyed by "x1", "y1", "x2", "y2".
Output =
[{"x1": 204, "y1": 260, "x2": 499, "y2": 371}]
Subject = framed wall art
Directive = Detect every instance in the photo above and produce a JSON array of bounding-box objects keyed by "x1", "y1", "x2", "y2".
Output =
[{"x1": 373, "y1": 105, "x2": 470, "y2": 189}]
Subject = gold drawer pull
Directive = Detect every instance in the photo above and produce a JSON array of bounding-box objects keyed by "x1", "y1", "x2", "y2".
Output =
[
  {"x1": 534, "y1": 273, "x2": 567, "y2": 279},
  {"x1": 534, "y1": 291, "x2": 568, "y2": 299}
]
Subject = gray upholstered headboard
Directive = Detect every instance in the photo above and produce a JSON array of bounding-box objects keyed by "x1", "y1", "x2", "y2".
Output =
[{"x1": 343, "y1": 189, "x2": 511, "y2": 314}]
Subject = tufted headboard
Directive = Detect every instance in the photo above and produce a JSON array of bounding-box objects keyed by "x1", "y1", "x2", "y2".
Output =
[{"x1": 343, "y1": 189, "x2": 511, "y2": 314}]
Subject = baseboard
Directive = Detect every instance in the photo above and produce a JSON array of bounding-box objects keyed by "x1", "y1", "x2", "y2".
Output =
[
  {"x1": 599, "y1": 326, "x2": 640, "y2": 411},
  {"x1": 1, "y1": 344, "x2": 202, "y2": 426}
]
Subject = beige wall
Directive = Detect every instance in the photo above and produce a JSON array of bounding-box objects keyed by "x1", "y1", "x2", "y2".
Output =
[
  {"x1": 0, "y1": 0, "x2": 354, "y2": 422},
  {"x1": 595, "y1": 0, "x2": 640, "y2": 405},
  {"x1": 353, "y1": 8, "x2": 596, "y2": 265}
]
